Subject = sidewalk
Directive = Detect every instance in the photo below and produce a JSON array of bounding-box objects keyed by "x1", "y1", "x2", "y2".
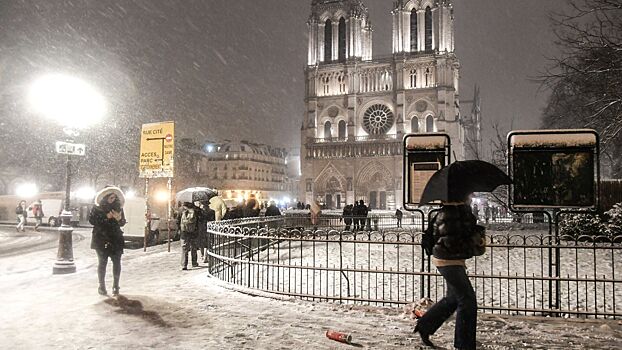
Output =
[{"x1": 0, "y1": 235, "x2": 620, "y2": 349}]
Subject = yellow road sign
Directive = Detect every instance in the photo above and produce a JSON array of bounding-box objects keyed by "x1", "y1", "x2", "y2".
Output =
[{"x1": 139, "y1": 121, "x2": 175, "y2": 178}]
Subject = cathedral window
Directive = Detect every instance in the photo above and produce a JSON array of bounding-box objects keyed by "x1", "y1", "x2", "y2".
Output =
[
  {"x1": 425, "y1": 67, "x2": 433, "y2": 87},
  {"x1": 338, "y1": 120, "x2": 347, "y2": 139},
  {"x1": 410, "y1": 9, "x2": 418, "y2": 52},
  {"x1": 411, "y1": 116, "x2": 419, "y2": 133},
  {"x1": 425, "y1": 7, "x2": 433, "y2": 51},
  {"x1": 338, "y1": 18, "x2": 346, "y2": 62},
  {"x1": 324, "y1": 19, "x2": 332, "y2": 62},
  {"x1": 363, "y1": 104, "x2": 395, "y2": 135},
  {"x1": 324, "y1": 121, "x2": 332, "y2": 139},
  {"x1": 426, "y1": 115, "x2": 435, "y2": 132},
  {"x1": 322, "y1": 76, "x2": 330, "y2": 95},
  {"x1": 338, "y1": 75, "x2": 346, "y2": 93},
  {"x1": 410, "y1": 69, "x2": 417, "y2": 88}
]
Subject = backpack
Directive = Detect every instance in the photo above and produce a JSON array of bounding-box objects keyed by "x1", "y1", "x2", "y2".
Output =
[{"x1": 180, "y1": 208, "x2": 198, "y2": 233}]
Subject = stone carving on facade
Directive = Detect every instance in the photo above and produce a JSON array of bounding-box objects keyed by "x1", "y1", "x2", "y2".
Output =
[{"x1": 415, "y1": 100, "x2": 428, "y2": 112}]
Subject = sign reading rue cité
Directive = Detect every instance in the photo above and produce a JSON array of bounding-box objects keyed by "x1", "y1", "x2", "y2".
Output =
[{"x1": 139, "y1": 121, "x2": 175, "y2": 178}]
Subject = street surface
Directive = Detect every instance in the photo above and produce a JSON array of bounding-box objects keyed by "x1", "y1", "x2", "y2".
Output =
[{"x1": 0, "y1": 227, "x2": 620, "y2": 349}]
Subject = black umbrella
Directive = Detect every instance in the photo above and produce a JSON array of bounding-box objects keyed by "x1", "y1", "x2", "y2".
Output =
[{"x1": 419, "y1": 160, "x2": 512, "y2": 205}]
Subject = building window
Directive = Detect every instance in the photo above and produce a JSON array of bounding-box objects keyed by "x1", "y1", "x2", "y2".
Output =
[
  {"x1": 324, "y1": 19, "x2": 332, "y2": 62},
  {"x1": 324, "y1": 121, "x2": 332, "y2": 139},
  {"x1": 409, "y1": 69, "x2": 417, "y2": 88},
  {"x1": 425, "y1": 7, "x2": 432, "y2": 51},
  {"x1": 425, "y1": 67, "x2": 433, "y2": 87},
  {"x1": 411, "y1": 116, "x2": 419, "y2": 133},
  {"x1": 363, "y1": 104, "x2": 395, "y2": 135},
  {"x1": 410, "y1": 9, "x2": 417, "y2": 51},
  {"x1": 338, "y1": 120, "x2": 347, "y2": 139},
  {"x1": 426, "y1": 115, "x2": 435, "y2": 132},
  {"x1": 338, "y1": 74, "x2": 346, "y2": 93},
  {"x1": 323, "y1": 76, "x2": 330, "y2": 95},
  {"x1": 338, "y1": 17, "x2": 346, "y2": 61}
]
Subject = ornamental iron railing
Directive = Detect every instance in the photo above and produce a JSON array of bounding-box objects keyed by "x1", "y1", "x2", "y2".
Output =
[{"x1": 206, "y1": 214, "x2": 621, "y2": 319}]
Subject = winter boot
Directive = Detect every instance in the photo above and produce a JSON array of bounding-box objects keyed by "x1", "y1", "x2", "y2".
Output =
[
  {"x1": 98, "y1": 286, "x2": 108, "y2": 296},
  {"x1": 112, "y1": 286, "x2": 120, "y2": 296}
]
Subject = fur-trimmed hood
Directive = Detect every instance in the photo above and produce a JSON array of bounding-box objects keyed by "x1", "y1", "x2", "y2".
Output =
[{"x1": 94, "y1": 186, "x2": 125, "y2": 207}]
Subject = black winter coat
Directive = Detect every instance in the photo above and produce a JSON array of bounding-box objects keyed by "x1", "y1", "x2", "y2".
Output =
[
  {"x1": 429, "y1": 204, "x2": 485, "y2": 260},
  {"x1": 265, "y1": 205, "x2": 282, "y2": 217},
  {"x1": 89, "y1": 205, "x2": 126, "y2": 254}
]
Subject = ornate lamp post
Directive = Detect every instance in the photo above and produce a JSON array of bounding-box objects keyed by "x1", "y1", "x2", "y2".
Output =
[{"x1": 29, "y1": 73, "x2": 106, "y2": 274}]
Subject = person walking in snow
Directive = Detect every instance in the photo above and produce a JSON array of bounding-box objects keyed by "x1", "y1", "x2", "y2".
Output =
[
  {"x1": 89, "y1": 187, "x2": 126, "y2": 296},
  {"x1": 415, "y1": 198, "x2": 485, "y2": 350},
  {"x1": 177, "y1": 202, "x2": 201, "y2": 270},
  {"x1": 15, "y1": 200, "x2": 27, "y2": 232},
  {"x1": 30, "y1": 200, "x2": 45, "y2": 231},
  {"x1": 395, "y1": 207, "x2": 403, "y2": 228}
]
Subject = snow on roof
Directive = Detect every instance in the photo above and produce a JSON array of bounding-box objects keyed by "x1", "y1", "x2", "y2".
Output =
[
  {"x1": 510, "y1": 130, "x2": 597, "y2": 148},
  {"x1": 405, "y1": 135, "x2": 448, "y2": 150}
]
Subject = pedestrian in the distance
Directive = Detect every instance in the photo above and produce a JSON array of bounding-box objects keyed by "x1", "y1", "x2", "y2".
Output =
[
  {"x1": 395, "y1": 207, "x2": 403, "y2": 228},
  {"x1": 310, "y1": 200, "x2": 321, "y2": 226},
  {"x1": 30, "y1": 200, "x2": 45, "y2": 231},
  {"x1": 484, "y1": 204, "x2": 491, "y2": 224},
  {"x1": 196, "y1": 201, "x2": 214, "y2": 261},
  {"x1": 15, "y1": 200, "x2": 27, "y2": 232},
  {"x1": 243, "y1": 194, "x2": 261, "y2": 217},
  {"x1": 265, "y1": 201, "x2": 282, "y2": 217},
  {"x1": 177, "y1": 202, "x2": 200, "y2": 270},
  {"x1": 415, "y1": 198, "x2": 485, "y2": 350},
  {"x1": 342, "y1": 204, "x2": 353, "y2": 231},
  {"x1": 89, "y1": 187, "x2": 126, "y2": 296}
]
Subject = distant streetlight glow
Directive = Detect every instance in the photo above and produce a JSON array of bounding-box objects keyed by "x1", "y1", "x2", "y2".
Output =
[
  {"x1": 29, "y1": 73, "x2": 106, "y2": 129},
  {"x1": 155, "y1": 190, "x2": 170, "y2": 203},
  {"x1": 15, "y1": 183, "x2": 38, "y2": 198},
  {"x1": 125, "y1": 190, "x2": 136, "y2": 199},
  {"x1": 75, "y1": 186, "x2": 96, "y2": 201}
]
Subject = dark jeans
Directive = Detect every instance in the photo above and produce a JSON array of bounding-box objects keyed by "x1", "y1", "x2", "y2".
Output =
[
  {"x1": 181, "y1": 237, "x2": 198, "y2": 268},
  {"x1": 417, "y1": 265, "x2": 477, "y2": 349},
  {"x1": 96, "y1": 250, "x2": 121, "y2": 290}
]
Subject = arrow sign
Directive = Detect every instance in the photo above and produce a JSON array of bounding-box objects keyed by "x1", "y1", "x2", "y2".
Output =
[{"x1": 56, "y1": 141, "x2": 86, "y2": 156}]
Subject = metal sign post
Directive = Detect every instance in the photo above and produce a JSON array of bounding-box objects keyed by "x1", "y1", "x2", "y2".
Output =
[
  {"x1": 507, "y1": 129, "x2": 600, "y2": 313},
  {"x1": 402, "y1": 133, "x2": 450, "y2": 299},
  {"x1": 167, "y1": 177, "x2": 172, "y2": 253}
]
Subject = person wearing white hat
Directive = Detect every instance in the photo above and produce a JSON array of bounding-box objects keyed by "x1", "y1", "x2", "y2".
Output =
[{"x1": 89, "y1": 186, "x2": 126, "y2": 296}]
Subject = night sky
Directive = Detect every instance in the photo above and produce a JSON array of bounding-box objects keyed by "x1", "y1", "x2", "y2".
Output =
[{"x1": 0, "y1": 0, "x2": 570, "y2": 152}]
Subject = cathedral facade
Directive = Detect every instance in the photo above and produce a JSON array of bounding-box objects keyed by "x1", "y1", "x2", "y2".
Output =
[{"x1": 301, "y1": 0, "x2": 477, "y2": 210}]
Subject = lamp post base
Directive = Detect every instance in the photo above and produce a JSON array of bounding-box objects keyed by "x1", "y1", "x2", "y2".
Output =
[
  {"x1": 53, "y1": 210, "x2": 76, "y2": 275},
  {"x1": 53, "y1": 260, "x2": 76, "y2": 274}
]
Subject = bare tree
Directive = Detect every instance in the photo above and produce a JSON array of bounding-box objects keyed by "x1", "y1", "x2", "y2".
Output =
[{"x1": 541, "y1": 0, "x2": 622, "y2": 177}]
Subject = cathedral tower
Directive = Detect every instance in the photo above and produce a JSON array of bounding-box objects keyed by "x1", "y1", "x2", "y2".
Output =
[{"x1": 301, "y1": 0, "x2": 471, "y2": 210}]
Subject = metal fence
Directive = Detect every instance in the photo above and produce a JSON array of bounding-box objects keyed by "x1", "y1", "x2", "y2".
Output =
[{"x1": 206, "y1": 214, "x2": 622, "y2": 319}]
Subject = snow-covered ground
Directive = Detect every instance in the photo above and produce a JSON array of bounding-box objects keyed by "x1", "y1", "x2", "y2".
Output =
[{"x1": 0, "y1": 227, "x2": 621, "y2": 349}]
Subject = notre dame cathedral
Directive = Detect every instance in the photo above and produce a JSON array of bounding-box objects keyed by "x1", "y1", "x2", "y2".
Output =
[{"x1": 300, "y1": 0, "x2": 480, "y2": 210}]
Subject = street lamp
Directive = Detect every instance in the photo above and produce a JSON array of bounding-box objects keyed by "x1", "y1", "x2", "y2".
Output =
[{"x1": 29, "y1": 73, "x2": 106, "y2": 275}]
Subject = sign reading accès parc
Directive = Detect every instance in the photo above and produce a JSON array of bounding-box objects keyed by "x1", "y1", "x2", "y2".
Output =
[
  {"x1": 139, "y1": 121, "x2": 175, "y2": 178},
  {"x1": 55, "y1": 141, "x2": 86, "y2": 156},
  {"x1": 509, "y1": 130, "x2": 598, "y2": 209}
]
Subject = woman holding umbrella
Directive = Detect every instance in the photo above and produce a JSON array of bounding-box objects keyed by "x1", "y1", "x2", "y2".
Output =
[
  {"x1": 414, "y1": 160, "x2": 511, "y2": 349},
  {"x1": 89, "y1": 186, "x2": 126, "y2": 296}
]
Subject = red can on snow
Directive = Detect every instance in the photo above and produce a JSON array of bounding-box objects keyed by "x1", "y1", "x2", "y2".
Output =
[{"x1": 326, "y1": 330, "x2": 352, "y2": 344}]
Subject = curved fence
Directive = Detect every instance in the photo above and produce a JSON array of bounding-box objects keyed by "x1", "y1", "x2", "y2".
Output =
[{"x1": 206, "y1": 214, "x2": 622, "y2": 319}]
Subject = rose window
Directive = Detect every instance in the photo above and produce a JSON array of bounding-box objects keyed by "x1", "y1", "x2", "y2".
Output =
[{"x1": 363, "y1": 104, "x2": 394, "y2": 135}]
